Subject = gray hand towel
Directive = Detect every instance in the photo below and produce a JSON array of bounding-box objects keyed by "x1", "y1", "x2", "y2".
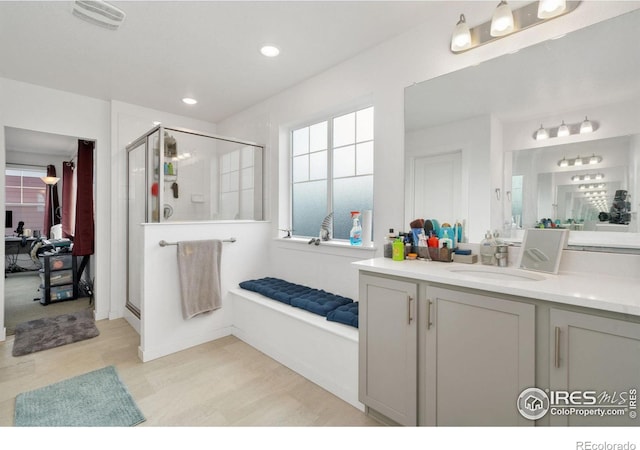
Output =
[{"x1": 176, "y1": 240, "x2": 222, "y2": 319}]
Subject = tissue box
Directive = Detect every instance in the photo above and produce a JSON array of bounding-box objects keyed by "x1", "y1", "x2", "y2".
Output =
[{"x1": 453, "y1": 253, "x2": 478, "y2": 264}]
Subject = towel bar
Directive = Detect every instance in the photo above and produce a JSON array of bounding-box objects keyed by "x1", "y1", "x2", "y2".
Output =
[{"x1": 158, "y1": 238, "x2": 236, "y2": 247}]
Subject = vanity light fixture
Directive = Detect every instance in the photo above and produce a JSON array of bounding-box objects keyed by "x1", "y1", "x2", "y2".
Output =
[
  {"x1": 580, "y1": 116, "x2": 594, "y2": 134},
  {"x1": 534, "y1": 117, "x2": 598, "y2": 140},
  {"x1": 491, "y1": 1, "x2": 514, "y2": 37},
  {"x1": 538, "y1": 0, "x2": 567, "y2": 19},
  {"x1": 557, "y1": 120, "x2": 570, "y2": 137},
  {"x1": 451, "y1": 1, "x2": 580, "y2": 54},
  {"x1": 535, "y1": 124, "x2": 549, "y2": 140},
  {"x1": 557, "y1": 154, "x2": 603, "y2": 167},
  {"x1": 451, "y1": 14, "x2": 472, "y2": 52},
  {"x1": 571, "y1": 173, "x2": 604, "y2": 182},
  {"x1": 589, "y1": 153, "x2": 601, "y2": 164}
]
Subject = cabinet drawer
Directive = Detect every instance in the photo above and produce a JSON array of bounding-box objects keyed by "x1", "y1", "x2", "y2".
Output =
[
  {"x1": 49, "y1": 285, "x2": 74, "y2": 301},
  {"x1": 40, "y1": 269, "x2": 73, "y2": 286},
  {"x1": 40, "y1": 254, "x2": 73, "y2": 270}
]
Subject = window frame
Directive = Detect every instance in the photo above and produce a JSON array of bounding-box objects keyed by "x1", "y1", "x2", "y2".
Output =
[{"x1": 290, "y1": 105, "x2": 374, "y2": 240}]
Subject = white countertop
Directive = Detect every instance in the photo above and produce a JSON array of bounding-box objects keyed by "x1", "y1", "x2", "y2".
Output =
[{"x1": 353, "y1": 258, "x2": 640, "y2": 317}]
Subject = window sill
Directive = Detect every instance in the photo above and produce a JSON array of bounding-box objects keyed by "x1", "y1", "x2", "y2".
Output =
[{"x1": 274, "y1": 237, "x2": 377, "y2": 257}]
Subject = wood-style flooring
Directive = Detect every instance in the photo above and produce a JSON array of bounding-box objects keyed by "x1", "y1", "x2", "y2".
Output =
[{"x1": 0, "y1": 317, "x2": 379, "y2": 427}]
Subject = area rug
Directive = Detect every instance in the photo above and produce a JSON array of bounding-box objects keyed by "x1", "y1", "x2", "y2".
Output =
[
  {"x1": 14, "y1": 366, "x2": 146, "y2": 427},
  {"x1": 12, "y1": 309, "x2": 100, "y2": 357}
]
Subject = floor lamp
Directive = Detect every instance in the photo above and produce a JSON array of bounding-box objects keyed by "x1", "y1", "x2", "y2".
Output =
[{"x1": 41, "y1": 176, "x2": 60, "y2": 238}]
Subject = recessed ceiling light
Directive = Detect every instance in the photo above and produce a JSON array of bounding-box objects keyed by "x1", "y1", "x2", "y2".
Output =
[
  {"x1": 182, "y1": 97, "x2": 197, "y2": 105},
  {"x1": 260, "y1": 45, "x2": 280, "y2": 57}
]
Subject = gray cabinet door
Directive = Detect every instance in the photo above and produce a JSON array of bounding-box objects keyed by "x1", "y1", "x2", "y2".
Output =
[
  {"x1": 359, "y1": 274, "x2": 418, "y2": 426},
  {"x1": 424, "y1": 286, "x2": 535, "y2": 426},
  {"x1": 550, "y1": 309, "x2": 640, "y2": 426}
]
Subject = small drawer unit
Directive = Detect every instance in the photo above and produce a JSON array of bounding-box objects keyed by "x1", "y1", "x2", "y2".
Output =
[{"x1": 39, "y1": 252, "x2": 78, "y2": 305}]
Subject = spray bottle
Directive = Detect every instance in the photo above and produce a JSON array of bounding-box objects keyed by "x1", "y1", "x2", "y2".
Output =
[{"x1": 349, "y1": 211, "x2": 362, "y2": 246}]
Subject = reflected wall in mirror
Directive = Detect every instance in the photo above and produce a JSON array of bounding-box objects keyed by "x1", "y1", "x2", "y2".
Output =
[{"x1": 404, "y1": 8, "x2": 640, "y2": 250}]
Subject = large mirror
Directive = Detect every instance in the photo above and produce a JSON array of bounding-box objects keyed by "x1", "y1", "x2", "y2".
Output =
[{"x1": 405, "y1": 8, "x2": 640, "y2": 250}]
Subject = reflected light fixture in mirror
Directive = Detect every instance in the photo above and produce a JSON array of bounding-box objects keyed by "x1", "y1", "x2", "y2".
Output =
[
  {"x1": 557, "y1": 154, "x2": 603, "y2": 167},
  {"x1": 491, "y1": 1, "x2": 514, "y2": 37},
  {"x1": 557, "y1": 120, "x2": 570, "y2": 137},
  {"x1": 534, "y1": 117, "x2": 597, "y2": 140},
  {"x1": 450, "y1": 1, "x2": 580, "y2": 54}
]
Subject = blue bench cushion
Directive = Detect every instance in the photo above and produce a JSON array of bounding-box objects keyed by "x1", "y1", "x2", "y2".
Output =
[
  {"x1": 326, "y1": 303, "x2": 359, "y2": 328},
  {"x1": 239, "y1": 277, "x2": 357, "y2": 327}
]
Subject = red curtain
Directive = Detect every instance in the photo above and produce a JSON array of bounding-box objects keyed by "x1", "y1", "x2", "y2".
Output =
[
  {"x1": 72, "y1": 140, "x2": 95, "y2": 256},
  {"x1": 43, "y1": 164, "x2": 60, "y2": 236},
  {"x1": 62, "y1": 161, "x2": 76, "y2": 238}
]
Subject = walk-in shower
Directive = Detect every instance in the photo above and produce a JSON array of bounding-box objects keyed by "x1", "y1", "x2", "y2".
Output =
[{"x1": 126, "y1": 126, "x2": 264, "y2": 317}]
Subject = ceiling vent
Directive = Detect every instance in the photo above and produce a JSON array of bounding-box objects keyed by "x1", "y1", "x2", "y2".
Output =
[{"x1": 72, "y1": 1, "x2": 126, "y2": 30}]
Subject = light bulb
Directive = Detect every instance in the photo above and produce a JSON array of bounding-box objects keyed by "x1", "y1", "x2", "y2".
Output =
[
  {"x1": 535, "y1": 125, "x2": 549, "y2": 140},
  {"x1": 538, "y1": 0, "x2": 566, "y2": 19},
  {"x1": 580, "y1": 116, "x2": 593, "y2": 134},
  {"x1": 491, "y1": 1, "x2": 514, "y2": 37},
  {"x1": 451, "y1": 14, "x2": 471, "y2": 52},
  {"x1": 557, "y1": 120, "x2": 570, "y2": 137}
]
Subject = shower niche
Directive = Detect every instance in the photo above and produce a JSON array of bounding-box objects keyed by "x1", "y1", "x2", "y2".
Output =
[{"x1": 126, "y1": 126, "x2": 264, "y2": 317}]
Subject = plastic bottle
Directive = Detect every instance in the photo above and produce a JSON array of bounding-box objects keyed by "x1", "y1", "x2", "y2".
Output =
[
  {"x1": 349, "y1": 211, "x2": 362, "y2": 246},
  {"x1": 480, "y1": 230, "x2": 496, "y2": 265},
  {"x1": 439, "y1": 229, "x2": 453, "y2": 249},
  {"x1": 392, "y1": 236, "x2": 404, "y2": 261},
  {"x1": 384, "y1": 228, "x2": 395, "y2": 258}
]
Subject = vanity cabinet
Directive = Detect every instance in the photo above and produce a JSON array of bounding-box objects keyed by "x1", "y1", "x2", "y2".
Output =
[
  {"x1": 549, "y1": 309, "x2": 640, "y2": 426},
  {"x1": 422, "y1": 286, "x2": 535, "y2": 426},
  {"x1": 358, "y1": 274, "x2": 418, "y2": 426}
]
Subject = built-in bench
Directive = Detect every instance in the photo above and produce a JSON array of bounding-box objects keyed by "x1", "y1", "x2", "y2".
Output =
[{"x1": 229, "y1": 283, "x2": 362, "y2": 411}]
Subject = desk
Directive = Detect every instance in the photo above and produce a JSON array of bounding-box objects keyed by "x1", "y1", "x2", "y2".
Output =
[{"x1": 5, "y1": 236, "x2": 39, "y2": 273}]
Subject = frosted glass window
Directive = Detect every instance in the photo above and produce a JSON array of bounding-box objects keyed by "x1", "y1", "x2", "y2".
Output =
[
  {"x1": 293, "y1": 155, "x2": 309, "y2": 183},
  {"x1": 309, "y1": 121, "x2": 328, "y2": 152},
  {"x1": 292, "y1": 180, "x2": 327, "y2": 237},
  {"x1": 333, "y1": 145, "x2": 355, "y2": 178},
  {"x1": 333, "y1": 175, "x2": 373, "y2": 240},
  {"x1": 290, "y1": 105, "x2": 373, "y2": 240},
  {"x1": 357, "y1": 107, "x2": 374, "y2": 142},
  {"x1": 309, "y1": 151, "x2": 327, "y2": 180},
  {"x1": 356, "y1": 141, "x2": 374, "y2": 175},
  {"x1": 333, "y1": 112, "x2": 355, "y2": 147},
  {"x1": 292, "y1": 127, "x2": 309, "y2": 156}
]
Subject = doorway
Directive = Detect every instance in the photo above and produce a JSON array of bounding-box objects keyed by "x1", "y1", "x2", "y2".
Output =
[{"x1": 3, "y1": 127, "x2": 95, "y2": 336}]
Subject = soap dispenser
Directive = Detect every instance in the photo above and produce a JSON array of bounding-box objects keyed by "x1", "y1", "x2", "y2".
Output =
[{"x1": 480, "y1": 230, "x2": 496, "y2": 265}]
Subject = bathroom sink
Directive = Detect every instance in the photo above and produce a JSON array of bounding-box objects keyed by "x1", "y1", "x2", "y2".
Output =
[{"x1": 447, "y1": 266, "x2": 546, "y2": 282}]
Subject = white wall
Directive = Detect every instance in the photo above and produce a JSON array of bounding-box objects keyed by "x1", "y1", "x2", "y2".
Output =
[
  {"x1": 139, "y1": 220, "x2": 271, "y2": 361},
  {"x1": 0, "y1": 78, "x2": 111, "y2": 340},
  {"x1": 214, "y1": 3, "x2": 638, "y2": 297}
]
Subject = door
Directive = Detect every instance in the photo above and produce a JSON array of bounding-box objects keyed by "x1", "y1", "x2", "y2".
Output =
[
  {"x1": 424, "y1": 286, "x2": 535, "y2": 426},
  {"x1": 359, "y1": 274, "x2": 418, "y2": 426},
  {"x1": 550, "y1": 309, "x2": 640, "y2": 426}
]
